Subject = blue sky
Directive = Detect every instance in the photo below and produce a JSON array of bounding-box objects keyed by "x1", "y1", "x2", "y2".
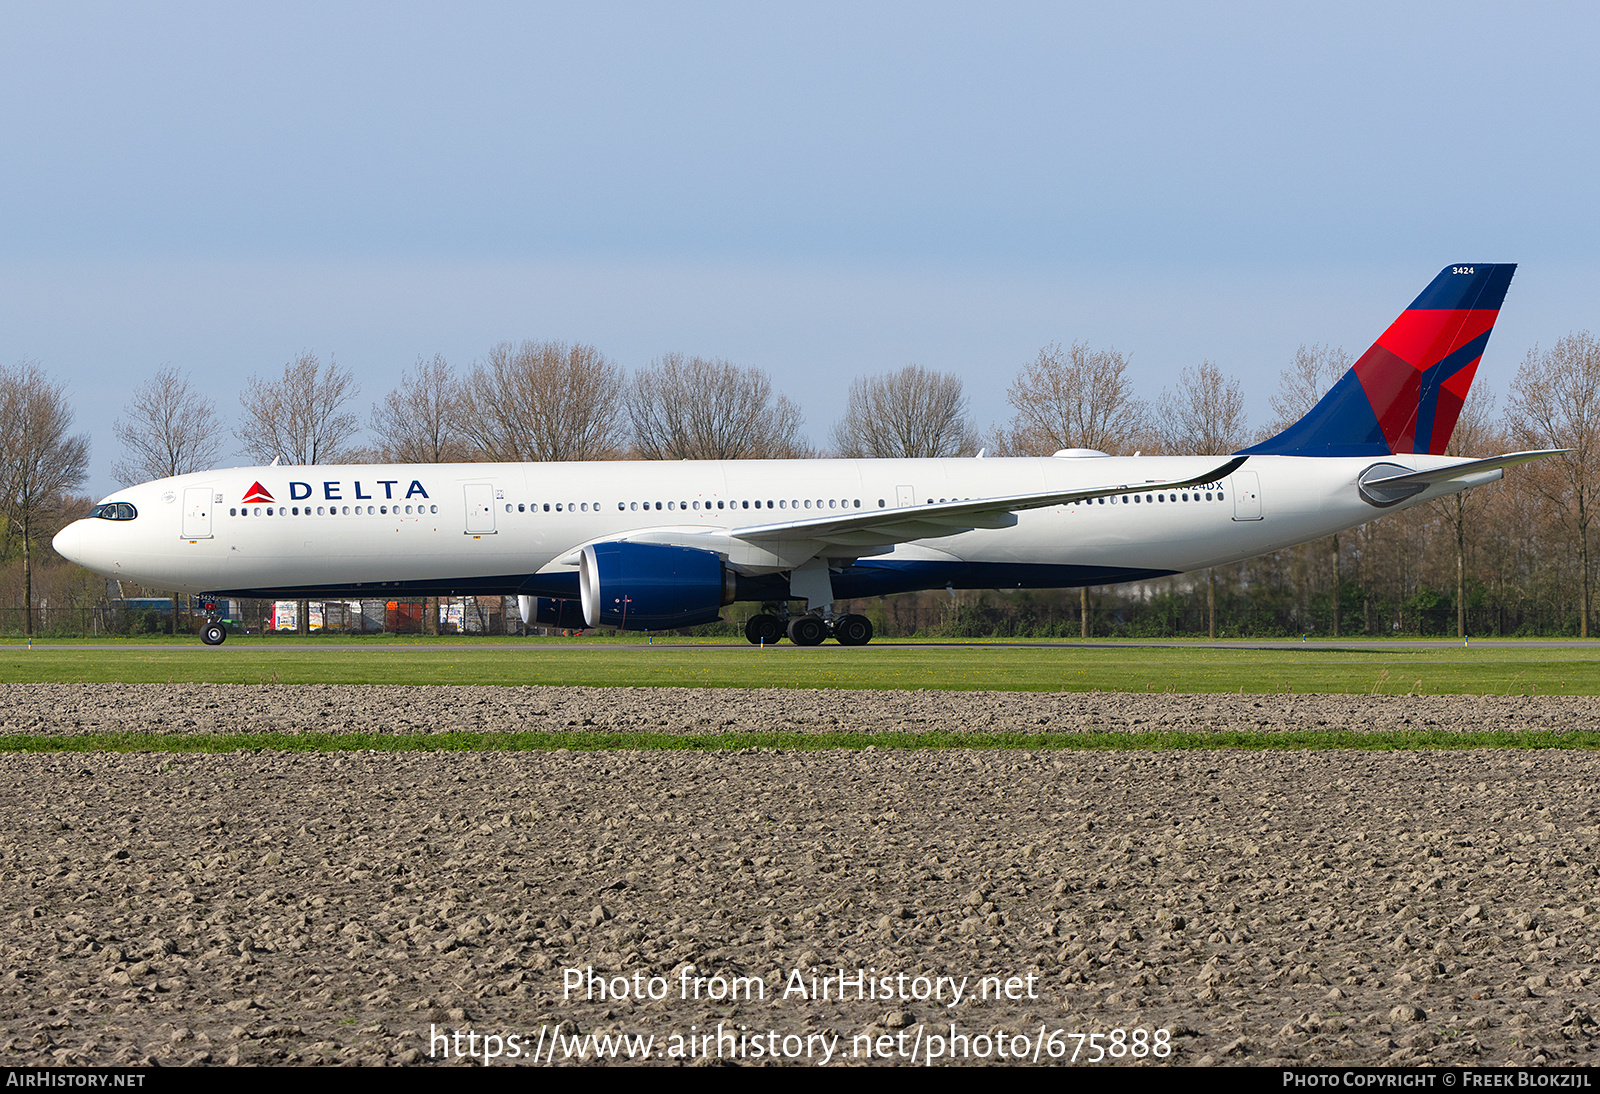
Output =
[{"x1": 3, "y1": 2, "x2": 1596, "y2": 495}]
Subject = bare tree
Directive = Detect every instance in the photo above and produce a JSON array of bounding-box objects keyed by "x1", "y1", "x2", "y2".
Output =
[
  {"x1": 239, "y1": 352, "x2": 362, "y2": 466},
  {"x1": 829, "y1": 364, "x2": 978, "y2": 459},
  {"x1": 1431, "y1": 386, "x2": 1500, "y2": 638},
  {"x1": 109, "y1": 366, "x2": 225, "y2": 634},
  {"x1": 630, "y1": 353, "x2": 810, "y2": 460},
  {"x1": 1155, "y1": 360, "x2": 1249, "y2": 454},
  {"x1": 238, "y1": 352, "x2": 359, "y2": 635},
  {"x1": 1259, "y1": 343, "x2": 1351, "y2": 438},
  {"x1": 461, "y1": 341, "x2": 625, "y2": 462},
  {"x1": 0, "y1": 362, "x2": 90, "y2": 635},
  {"x1": 1507, "y1": 332, "x2": 1600, "y2": 637},
  {"x1": 1152, "y1": 360, "x2": 1250, "y2": 636},
  {"x1": 997, "y1": 342, "x2": 1147, "y2": 456},
  {"x1": 369, "y1": 354, "x2": 471, "y2": 463},
  {"x1": 111, "y1": 367, "x2": 223, "y2": 486},
  {"x1": 1254, "y1": 343, "x2": 1353, "y2": 633},
  {"x1": 997, "y1": 342, "x2": 1145, "y2": 634}
]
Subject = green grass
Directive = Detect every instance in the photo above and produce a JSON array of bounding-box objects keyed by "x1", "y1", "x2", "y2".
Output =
[
  {"x1": 1, "y1": 640, "x2": 1597, "y2": 694},
  {"x1": 4, "y1": 729, "x2": 1598, "y2": 754}
]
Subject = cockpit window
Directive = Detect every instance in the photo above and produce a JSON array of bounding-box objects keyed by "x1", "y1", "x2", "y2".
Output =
[{"x1": 88, "y1": 502, "x2": 138, "y2": 521}]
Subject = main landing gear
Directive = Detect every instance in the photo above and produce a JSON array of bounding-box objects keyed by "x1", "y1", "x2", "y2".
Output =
[{"x1": 744, "y1": 606, "x2": 874, "y2": 646}]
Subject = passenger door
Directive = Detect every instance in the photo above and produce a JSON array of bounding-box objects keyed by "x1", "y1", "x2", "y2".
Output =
[
  {"x1": 464, "y1": 483, "x2": 497, "y2": 534},
  {"x1": 1230, "y1": 471, "x2": 1263, "y2": 521},
  {"x1": 182, "y1": 488, "x2": 214, "y2": 539}
]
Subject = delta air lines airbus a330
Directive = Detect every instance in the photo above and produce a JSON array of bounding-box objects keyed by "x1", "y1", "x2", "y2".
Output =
[{"x1": 55, "y1": 264, "x2": 1555, "y2": 646}]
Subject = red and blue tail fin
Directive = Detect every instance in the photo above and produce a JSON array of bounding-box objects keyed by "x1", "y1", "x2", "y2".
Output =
[{"x1": 1240, "y1": 264, "x2": 1515, "y2": 456}]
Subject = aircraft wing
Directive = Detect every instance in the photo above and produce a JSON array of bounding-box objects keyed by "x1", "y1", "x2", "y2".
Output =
[{"x1": 727, "y1": 456, "x2": 1249, "y2": 549}]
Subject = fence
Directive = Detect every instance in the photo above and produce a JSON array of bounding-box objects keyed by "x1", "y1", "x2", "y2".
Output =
[
  {"x1": 0, "y1": 596, "x2": 537, "y2": 638},
  {"x1": 0, "y1": 593, "x2": 1593, "y2": 640}
]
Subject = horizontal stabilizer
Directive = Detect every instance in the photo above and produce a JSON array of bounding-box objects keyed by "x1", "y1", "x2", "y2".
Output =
[{"x1": 1360, "y1": 449, "x2": 1563, "y2": 490}]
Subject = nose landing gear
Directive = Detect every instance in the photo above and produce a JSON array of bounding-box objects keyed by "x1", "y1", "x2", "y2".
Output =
[{"x1": 197, "y1": 596, "x2": 227, "y2": 645}]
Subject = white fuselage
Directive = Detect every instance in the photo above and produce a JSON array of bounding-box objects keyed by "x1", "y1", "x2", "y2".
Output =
[{"x1": 54, "y1": 453, "x2": 1493, "y2": 600}]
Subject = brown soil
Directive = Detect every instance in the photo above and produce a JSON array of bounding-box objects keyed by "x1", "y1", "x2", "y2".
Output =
[{"x1": 1, "y1": 685, "x2": 1597, "y2": 1067}]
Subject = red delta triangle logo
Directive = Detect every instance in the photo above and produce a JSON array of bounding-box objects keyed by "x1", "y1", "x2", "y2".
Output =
[{"x1": 242, "y1": 482, "x2": 275, "y2": 503}]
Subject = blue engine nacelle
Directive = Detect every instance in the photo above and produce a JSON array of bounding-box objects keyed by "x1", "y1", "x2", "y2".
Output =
[
  {"x1": 579, "y1": 542, "x2": 735, "y2": 630},
  {"x1": 532, "y1": 597, "x2": 588, "y2": 628}
]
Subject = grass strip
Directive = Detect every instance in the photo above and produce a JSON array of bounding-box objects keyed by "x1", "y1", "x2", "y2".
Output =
[
  {"x1": 6, "y1": 645, "x2": 1600, "y2": 694},
  {"x1": 4, "y1": 730, "x2": 1600, "y2": 754}
]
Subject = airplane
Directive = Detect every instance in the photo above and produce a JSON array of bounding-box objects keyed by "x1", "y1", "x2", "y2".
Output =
[{"x1": 55, "y1": 263, "x2": 1554, "y2": 647}]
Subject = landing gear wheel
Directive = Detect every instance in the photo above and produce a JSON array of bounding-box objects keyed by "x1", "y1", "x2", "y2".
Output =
[
  {"x1": 832, "y1": 614, "x2": 874, "y2": 646},
  {"x1": 201, "y1": 622, "x2": 227, "y2": 646},
  {"x1": 787, "y1": 615, "x2": 827, "y2": 647},
  {"x1": 745, "y1": 613, "x2": 784, "y2": 645}
]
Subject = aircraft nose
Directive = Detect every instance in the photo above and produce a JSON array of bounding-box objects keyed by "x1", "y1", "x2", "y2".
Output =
[{"x1": 52, "y1": 521, "x2": 84, "y2": 566}]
